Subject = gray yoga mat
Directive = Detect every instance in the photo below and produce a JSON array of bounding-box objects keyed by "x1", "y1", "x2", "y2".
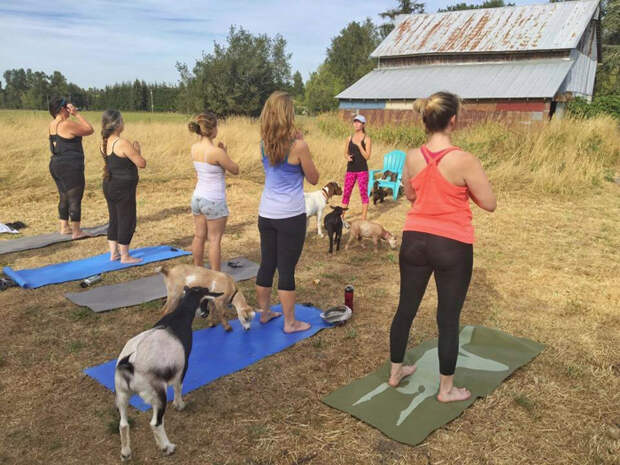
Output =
[
  {"x1": 65, "y1": 257, "x2": 259, "y2": 312},
  {"x1": 0, "y1": 224, "x2": 108, "y2": 255}
]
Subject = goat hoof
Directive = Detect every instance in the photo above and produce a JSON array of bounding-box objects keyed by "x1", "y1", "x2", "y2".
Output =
[
  {"x1": 224, "y1": 325, "x2": 233, "y2": 332},
  {"x1": 162, "y1": 443, "x2": 176, "y2": 456},
  {"x1": 120, "y1": 450, "x2": 132, "y2": 461},
  {"x1": 173, "y1": 400, "x2": 186, "y2": 411}
]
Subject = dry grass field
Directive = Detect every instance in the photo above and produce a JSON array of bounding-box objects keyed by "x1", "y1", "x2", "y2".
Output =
[{"x1": 0, "y1": 110, "x2": 618, "y2": 465}]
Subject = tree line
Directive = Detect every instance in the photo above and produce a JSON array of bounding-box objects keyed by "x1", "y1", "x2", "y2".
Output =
[
  {"x1": 1, "y1": 0, "x2": 617, "y2": 116},
  {"x1": 0, "y1": 69, "x2": 179, "y2": 112}
]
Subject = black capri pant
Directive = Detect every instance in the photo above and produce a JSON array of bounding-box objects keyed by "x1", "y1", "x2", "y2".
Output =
[
  {"x1": 49, "y1": 158, "x2": 85, "y2": 222},
  {"x1": 256, "y1": 213, "x2": 306, "y2": 291},
  {"x1": 390, "y1": 231, "x2": 473, "y2": 376},
  {"x1": 103, "y1": 178, "x2": 138, "y2": 245}
]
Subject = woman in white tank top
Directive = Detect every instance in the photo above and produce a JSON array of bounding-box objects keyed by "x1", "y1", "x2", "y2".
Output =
[{"x1": 188, "y1": 112, "x2": 239, "y2": 270}]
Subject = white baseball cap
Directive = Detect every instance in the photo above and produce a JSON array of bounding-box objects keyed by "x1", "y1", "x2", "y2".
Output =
[{"x1": 353, "y1": 114, "x2": 366, "y2": 124}]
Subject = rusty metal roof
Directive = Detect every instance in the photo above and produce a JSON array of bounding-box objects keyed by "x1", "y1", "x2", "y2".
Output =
[
  {"x1": 335, "y1": 59, "x2": 574, "y2": 100},
  {"x1": 371, "y1": 0, "x2": 600, "y2": 57}
]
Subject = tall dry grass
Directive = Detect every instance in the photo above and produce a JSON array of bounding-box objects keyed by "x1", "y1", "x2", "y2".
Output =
[
  {"x1": 317, "y1": 112, "x2": 620, "y2": 195},
  {"x1": 1, "y1": 110, "x2": 617, "y2": 199},
  {"x1": 455, "y1": 117, "x2": 620, "y2": 194}
]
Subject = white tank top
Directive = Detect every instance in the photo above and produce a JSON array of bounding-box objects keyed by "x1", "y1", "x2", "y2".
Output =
[{"x1": 193, "y1": 160, "x2": 226, "y2": 201}]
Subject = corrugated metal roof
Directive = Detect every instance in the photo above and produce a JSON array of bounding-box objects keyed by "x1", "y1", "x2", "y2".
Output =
[
  {"x1": 559, "y1": 50, "x2": 597, "y2": 98},
  {"x1": 371, "y1": 0, "x2": 599, "y2": 57},
  {"x1": 335, "y1": 59, "x2": 574, "y2": 100}
]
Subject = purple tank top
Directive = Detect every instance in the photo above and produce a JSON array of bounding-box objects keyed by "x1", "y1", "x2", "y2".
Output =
[{"x1": 258, "y1": 142, "x2": 305, "y2": 219}]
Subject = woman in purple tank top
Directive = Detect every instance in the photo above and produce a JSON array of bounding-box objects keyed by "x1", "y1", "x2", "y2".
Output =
[{"x1": 255, "y1": 91, "x2": 320, "y2": 333}]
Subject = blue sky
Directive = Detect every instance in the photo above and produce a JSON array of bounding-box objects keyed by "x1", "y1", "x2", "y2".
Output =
[{"x1": 0, "y1": 0, "x2": 540, "y2": 88}]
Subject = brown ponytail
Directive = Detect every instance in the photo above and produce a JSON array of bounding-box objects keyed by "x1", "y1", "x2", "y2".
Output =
[
  {"x1": 188, "y1": 111, "x2": 217, "y2": 138},
  {"x1": 101, "y1": 110, "x2": 123, "y2": 181}
]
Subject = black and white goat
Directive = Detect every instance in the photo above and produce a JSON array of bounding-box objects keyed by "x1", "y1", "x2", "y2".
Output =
[{"x1": 114, "y1": 285, "x2": 222, "y2": 461}]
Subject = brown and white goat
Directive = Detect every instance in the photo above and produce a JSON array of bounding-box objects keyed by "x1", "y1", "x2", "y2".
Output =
[{"x1": 158, "y1": 264, "x2": 255, "y2": 331}]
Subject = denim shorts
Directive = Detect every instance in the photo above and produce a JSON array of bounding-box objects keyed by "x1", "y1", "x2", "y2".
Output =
[{"x1": 190, "y1": 195, "x2": 229, "y2": 220}]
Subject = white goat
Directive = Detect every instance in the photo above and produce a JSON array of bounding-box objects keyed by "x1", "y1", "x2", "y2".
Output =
[{"x1": 114, "y1": 285, "x2": 222, "y2": 461}]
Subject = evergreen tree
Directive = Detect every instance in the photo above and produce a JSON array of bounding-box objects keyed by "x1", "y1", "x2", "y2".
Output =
[
  {"x1": 438, "y1": 0, "x2": 515, "y2": 12},
  {"x1": 292, "y1": 71, "x2": 305, "y2": 98},
  {"x1": 379, "y1": 0, "x2": 425, "y2": 38},
  {"x1": 325, "y1": 19, "x2": 381, "y2": 88}
]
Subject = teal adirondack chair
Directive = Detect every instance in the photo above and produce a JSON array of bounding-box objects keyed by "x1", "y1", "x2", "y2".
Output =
[{"x1": 368, "y1": 150, "x2": 407, "y2": 201}]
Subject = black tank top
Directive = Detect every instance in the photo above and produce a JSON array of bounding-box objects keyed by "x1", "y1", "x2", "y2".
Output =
[
  {"x1": 347, "y1": 135, "x2": 368, "y2": 172},
  {"x1": 105, "y1": 140, "x2": 138, "y2": 181},
  {"x1": 49, "y1": 122, "x2": 85, "y2": 161}
]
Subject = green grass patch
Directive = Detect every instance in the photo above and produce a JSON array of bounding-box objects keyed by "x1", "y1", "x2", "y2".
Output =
[
  {"x1": 67, "y1": 340, "x2": 85, "y2": 353},
  {"x1": 69, "y1": 307, "x2": 92, "y2": 321},
  {"x1": 513, "y1": 394, "x2": 537, "y2": 415},
  {"x1": 345, "y1": 327, "x2": 358, "y2": 339}
]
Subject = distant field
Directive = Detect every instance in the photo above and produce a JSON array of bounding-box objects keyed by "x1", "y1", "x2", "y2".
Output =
[
  {"x1": 0, "y1": 110, "x2": 618, "y2": 465},
  {"x1": 0, "y1": 108, "x2": 187, "y2": 124}
]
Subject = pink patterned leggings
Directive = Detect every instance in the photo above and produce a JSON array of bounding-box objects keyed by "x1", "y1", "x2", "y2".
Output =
[{"x1": 342, "y1": 170, "x2": 369, "y2": 205}]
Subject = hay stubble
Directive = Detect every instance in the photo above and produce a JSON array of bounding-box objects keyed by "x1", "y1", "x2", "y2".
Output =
[{"x1": 0, "y1": 111, "x2": 618, "y2": 465}]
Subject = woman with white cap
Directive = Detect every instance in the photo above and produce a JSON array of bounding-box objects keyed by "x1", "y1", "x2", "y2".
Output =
[{"x1": 341, "y1": 114, "x2": 371, "y2": 220}]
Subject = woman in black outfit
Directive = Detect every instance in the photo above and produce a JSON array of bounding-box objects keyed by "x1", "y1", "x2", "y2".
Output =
[
  {"x1": 100, "y1": 110, "x2": 146, "y2": 263},
  {"x1": 48, "y1": 97, "x2": 94, "y2": 238}
]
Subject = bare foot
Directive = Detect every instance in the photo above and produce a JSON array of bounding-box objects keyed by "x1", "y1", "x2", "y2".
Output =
[
  {"x1": 110, "y1": 253, "x2": 120, "y2": 261},
  {"x1": 120, "y1": 255, "x2": 142, "y2": 264},
  {"x1": 283, "y1": 320, "x2": 311, "y2": 333},
  {"x1": 259, "y1": 309, "x2": 282, "y2": 324},
  {"x1": 437, "y1": 386, "x2": 471, "y2": 403},
  {"x1": 60, "y1": 228, "x2": 72, "y2": 235},
  {"x1": 388, "y1": 365, "x2": 417, "y2": 387},
  {"x1": 72, "y1": 230, "x2": 91, "y2": 240}
]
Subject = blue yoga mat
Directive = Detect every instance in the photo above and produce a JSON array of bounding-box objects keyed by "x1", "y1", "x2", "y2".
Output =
[
  {"x1": 2, "y1": 245, "x2": 190, "y2": 289},
  {"x1": 84, "y1": 304, "x2": 332, "y2": 411}
]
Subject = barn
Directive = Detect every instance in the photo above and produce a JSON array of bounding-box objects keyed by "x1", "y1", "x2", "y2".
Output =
[{"x1": 337, "y1": 0, "x2": 601, "y2": 126}]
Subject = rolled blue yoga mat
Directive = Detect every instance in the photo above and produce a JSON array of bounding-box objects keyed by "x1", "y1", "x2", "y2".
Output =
[
  {"x1": 84, "y1": 304, "x2": 332, "y2": 411},
  {"x1": 2, "y1": 245, "x2": 190, "y2": 289}
]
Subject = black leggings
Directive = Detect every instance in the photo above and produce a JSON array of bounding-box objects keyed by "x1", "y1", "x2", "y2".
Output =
[
  {"x1": 256, "y1": 214, "x2": 306, "y2": 291},
  {"x1": 103, "y1": 178, "x2": 138, "y2": 245},
  {"x1": 49, "y1": 159, "x2": 85, "y2": 222},
  {"x1": 390, "y1": 231, "x2": 473, "y2": 375}
]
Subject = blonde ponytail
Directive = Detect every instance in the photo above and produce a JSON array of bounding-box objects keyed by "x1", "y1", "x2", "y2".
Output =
[{"x1": 414, "y1": 91, "x2": 461, "y2": 133}]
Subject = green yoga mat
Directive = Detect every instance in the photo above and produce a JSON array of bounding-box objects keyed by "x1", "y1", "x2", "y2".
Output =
[{"x1": 323, "y1": 326, "x2": 544, "y2": 446}]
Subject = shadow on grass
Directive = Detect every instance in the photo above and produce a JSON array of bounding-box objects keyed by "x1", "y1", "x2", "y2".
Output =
[{"x1": 140, "y1": 205, "x2": 188, "y2": 223}]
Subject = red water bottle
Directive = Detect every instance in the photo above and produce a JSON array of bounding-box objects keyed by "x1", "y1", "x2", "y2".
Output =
[{"x1": 344, "y1": 285, "x2": 354, "y2": 312}]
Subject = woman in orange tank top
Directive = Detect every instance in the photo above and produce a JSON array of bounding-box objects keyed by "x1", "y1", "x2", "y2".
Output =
[{"x1": 389, "y1": 92, "x2": 496, "y2": 403}]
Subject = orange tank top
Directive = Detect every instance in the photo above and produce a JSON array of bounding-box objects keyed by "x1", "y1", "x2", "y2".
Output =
[{"x1": 403, "y1": 145, "x2": 474, "y2": 244}]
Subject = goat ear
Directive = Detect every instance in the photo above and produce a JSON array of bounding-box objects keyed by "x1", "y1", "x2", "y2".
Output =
[
  {"x1": 183, "y1": 285, "x2": 190, "y2": 293},
  {"x1": 207, "y1": 291, "x2": 224, "y2": 298}
]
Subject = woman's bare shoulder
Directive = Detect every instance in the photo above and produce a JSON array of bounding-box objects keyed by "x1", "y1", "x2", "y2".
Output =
[
  {"x1": 450, "y1": 148, "x2": 476, "y2": 164},
  {"x1": 291, "y1": 138, "x2": 309, "y2": 153},
  {"x1": 407, "y1": 147, "x2": 423, "y2": 159}
]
